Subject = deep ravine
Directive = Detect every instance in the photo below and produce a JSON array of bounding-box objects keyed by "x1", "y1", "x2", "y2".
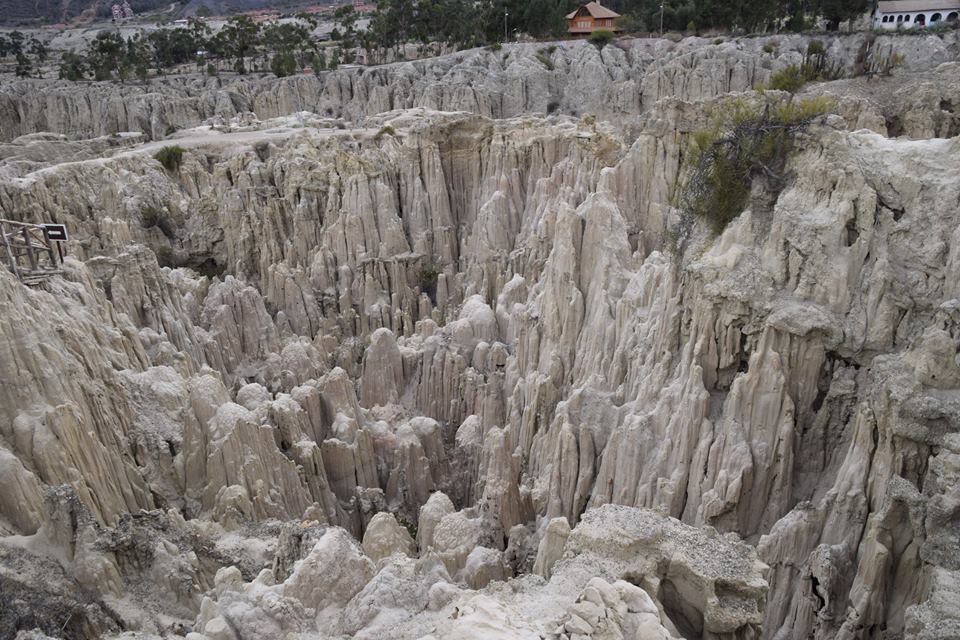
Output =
[{"x1": 0, "y1": 31, "x2": 959, "y2": 640}]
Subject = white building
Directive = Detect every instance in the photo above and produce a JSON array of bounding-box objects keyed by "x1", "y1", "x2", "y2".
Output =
[{"x1": 875, "y1": 0, "x2": 960, "y2": 29}]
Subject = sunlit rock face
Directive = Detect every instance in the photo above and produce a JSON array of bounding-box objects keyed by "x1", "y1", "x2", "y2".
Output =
[{"x1": 1, "y1": 29, "x2": 959, "y2": 640}]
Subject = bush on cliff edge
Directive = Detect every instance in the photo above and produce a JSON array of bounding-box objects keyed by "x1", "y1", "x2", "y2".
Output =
[
  {"x1": 154, "y1": 145, "x2": 185, "y2": 172},
  {"x1": 677, "y1": 96, "x2": 834, "y2": 237}
]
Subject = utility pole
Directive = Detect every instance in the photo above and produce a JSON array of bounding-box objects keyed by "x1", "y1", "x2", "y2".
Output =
[
  {"x1": 504, "y1": 10, "x2": 509, "y2": 42},
  {"x1": 660, "y1": 0, "x2": 665, "y2": 35}
]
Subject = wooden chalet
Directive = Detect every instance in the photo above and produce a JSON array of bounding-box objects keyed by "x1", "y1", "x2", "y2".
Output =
[{"x1": 566, "y1": 1, "x2": 622, "y2": 35}]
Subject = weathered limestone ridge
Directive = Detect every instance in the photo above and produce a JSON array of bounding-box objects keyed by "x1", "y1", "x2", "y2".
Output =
[{"x1": 1, "y1": 30, "x2": 957, "y2": 141}]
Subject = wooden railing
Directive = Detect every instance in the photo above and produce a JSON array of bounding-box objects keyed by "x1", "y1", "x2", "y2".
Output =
[{"x1": 0, "y1": 219, "x2": 64, "y2": 285}]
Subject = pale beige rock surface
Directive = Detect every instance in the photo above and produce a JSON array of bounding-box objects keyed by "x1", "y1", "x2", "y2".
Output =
[
  {"x1": 362, "y1": 511, "x2": 416, "y2": 562},
  {"x1": 0, "y1": 29, "x2": 958, "y2": 640}
]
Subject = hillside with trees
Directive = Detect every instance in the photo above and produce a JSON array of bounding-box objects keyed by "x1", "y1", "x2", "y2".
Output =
[
  {"x1": 0, "y1": 0, "x2": 172, "y2": 26},
  {"x1": 362, "y1": 0, "x2": 871, "y2": 53},
  {"x1": 0, "y1": 0, "x2": 283, "y2": 26},
  {"x1": 0, "y1": 0, "x2": 878, "y2": 79},
  {"x1": 329, "y1": 0, "x2": 872, "y2": 63},
  {"x1": 601, "y1": 0, "x2": 869, "y2": 34}
]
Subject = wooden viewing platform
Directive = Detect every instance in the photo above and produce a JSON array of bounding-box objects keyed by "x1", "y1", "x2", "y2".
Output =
[{"x1": 0, "y1": 219, "x2": 65, "y2": 285}]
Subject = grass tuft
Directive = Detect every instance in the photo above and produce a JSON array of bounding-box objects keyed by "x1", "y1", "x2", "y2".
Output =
[
  {"x1": 154, "y1": 145, "x2": 185, "y2": 172},
  {"x1": 374, "y1": 125, "x2": 396, "y2": 140}
]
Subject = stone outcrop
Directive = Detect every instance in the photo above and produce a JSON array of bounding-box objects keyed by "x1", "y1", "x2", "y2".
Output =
[
  {"x1": 362, "y1": 511, "x2": 416, "y2": 562},
  {"x1": 533, "y1": 516, "x2": 571, "y2": 580},
  {"x1": 556, "y1": 506, "x2": 768, "y2": 639},
  {"x1": 180, "y1": 505, "x2": 767, "y2": 640},
  {"x1": 546, "y1": 577, "x2": 673, "y2": 640}
]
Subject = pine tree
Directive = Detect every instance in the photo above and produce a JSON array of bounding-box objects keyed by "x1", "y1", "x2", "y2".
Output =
[
  {"x1": 59, "y1": 51, "x2": 86, "y2": 81},
  {"x1": 15, "y1": 52, "x2": 32, "y2": 78},
  {"x1": 814, "y1": 0, "x2": 868, "y2": 30},
  {"x1": 216, "y1": 15, "x2": 260, "y2": 74}
]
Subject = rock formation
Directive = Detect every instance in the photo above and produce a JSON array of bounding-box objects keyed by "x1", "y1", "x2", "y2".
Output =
[
  {"x1": 2, "y1": 32, "x2": 957, "y2": 142},
  {"x1": 1, "y1": 28, "x2": 959, "y2": 640}
]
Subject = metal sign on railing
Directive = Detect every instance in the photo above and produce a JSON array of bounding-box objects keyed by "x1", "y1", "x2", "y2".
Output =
[{"x1": 42, "y1": 224, "x2": 69, "y2": 242}]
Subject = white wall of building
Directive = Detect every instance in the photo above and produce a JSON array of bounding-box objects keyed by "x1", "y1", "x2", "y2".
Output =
[{"x1": 875, "y1": 7, "x2": 960, "y2": 28}]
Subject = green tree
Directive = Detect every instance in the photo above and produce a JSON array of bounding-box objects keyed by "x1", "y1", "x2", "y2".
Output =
[
  {"x1": 813, "y1": 0, "x2": 868, "y2": 30},
  {"x1": 28, "y1": 38, "x2": 48, "y2": 62},
  {"x1": 615, "y1": 13, "x2": 646, "y2": 33},
  {"x1": 313, "y1": 49, "x2": 327, "y2": 71},
  {"x1": 364, "y1": 9, "x2": 392, "y2": 62},
  {"x1": 295, "y1": 12, "x2": 319, "y2": 29},
  {"x1": 125, "y1": 35, "x2": 152, "y2": 82},
  {"x1": 216, "y1": 15, "x2": 260, "y2": 73},
  {"x1": 86, "y1": 31, "x2": 126, "y2": 81},
  {"x1": 59, "y1": 51, "x2": 87, "y2": 81},
  {"x1": 522, "y1": 0, "x2": 568, "y2": 38},
  {"x1": 337, "y1": 44, "x2": 356, "y2": 64},
  {"x1": 189, "y1": 17, "x2": 213, "y2": 48},
  {"x1": 332, "y1": 5, "x2": 359, "y2": 49},
  {"x1": 14, "y1": 52, "x2": 32, "y2": 77},
  {"x1": 369, "y1": 0, "x2": 416, "y2": 57},
  {"x1": 7, "y1": 31, "x2": 25, "y2": 56},
  {"x1": 262, "y1": 21, "x2": 316, "y2": 71},
  {"x1": 270, "y1": 52, "x2": 297, "y2": 77},
  {"x1": 588, "y1": 28, "x2": 615, "y2": 47},
  {"x1": 780, "y1": 0, "x2": 810, "y2": 31},
  {"x1": 148, "y1": 27, "x2": 199, "y2": 73}
]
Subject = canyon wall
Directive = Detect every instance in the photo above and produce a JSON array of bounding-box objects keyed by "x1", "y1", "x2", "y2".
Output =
[{"x1": 0, "y1": 31, "x2": 958, "y2": 640}]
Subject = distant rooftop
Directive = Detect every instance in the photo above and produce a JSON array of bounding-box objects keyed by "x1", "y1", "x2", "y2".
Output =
[{"x1": 877, "y1": 0, "x2": 960, "y2": 11}]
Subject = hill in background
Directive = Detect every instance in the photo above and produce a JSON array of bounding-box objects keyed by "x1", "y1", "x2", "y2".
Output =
[
  {"x1": 0, "y1": 0, "x2": 163, "y2": 26},
  {"x1": 0, "y1": 0, "x2": 319, "y2": 26}
]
